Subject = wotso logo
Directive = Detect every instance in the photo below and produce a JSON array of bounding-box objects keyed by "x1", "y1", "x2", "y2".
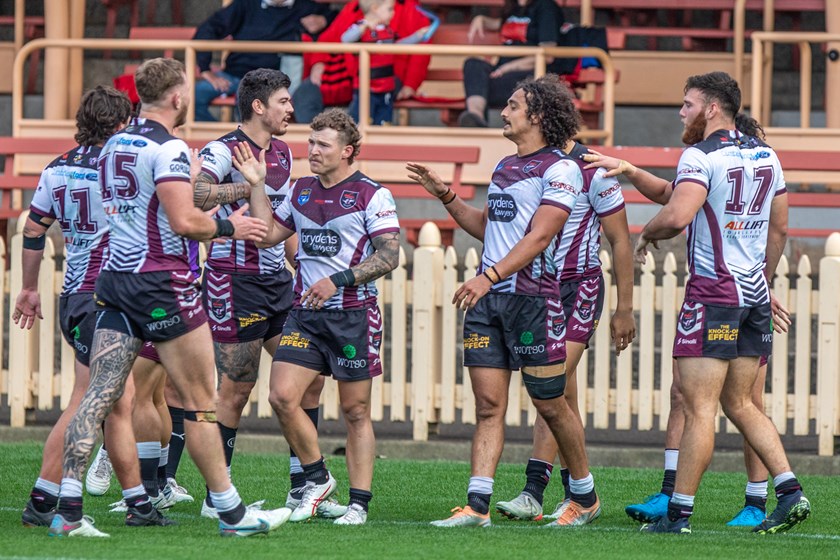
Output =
[
  {"x1": 301, "y1": 229, "x2": 341, "y2": 257},
  {"x1": 487, "y1": 193, "x2": 518, "y2": 222}
]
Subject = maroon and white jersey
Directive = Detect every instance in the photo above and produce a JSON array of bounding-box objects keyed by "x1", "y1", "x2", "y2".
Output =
[
  {"x1": 482, "y1": 147, "x2": 583, "y2": 298},
  {"x1": 199, "y1": 128, "x2": 292, "y2": 274},
  {"x1": 556, "y1": 142, "x2": 625, "y2": 281},
  {"x1": 29, "y1": 145, "x2": 108, "y2": 295},
  {"x1": 274, "y1": 171, "x2": 399, "y2": 310},
  {"x1": 676, "y1": 129, "x2": 786, "y2": 307},
  {"x1": 99, "y1": 118, "x2": 192, "y2": 273}
]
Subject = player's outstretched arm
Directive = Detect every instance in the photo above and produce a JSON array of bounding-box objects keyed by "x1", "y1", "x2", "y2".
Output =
[
  {"x1": 601, "y1": 208, "x2": 636, "y2": 354},
  {"x1": 13, "y1": 214, "x2": 50, "y2": 329},
  {"x1": 406, "y1": 162, "x2": 486, "y2": 241},
  {"x1": 191, "y1": 147, "x2": 252, "y2": 211},
  {"x1": 583, "y1": 150, "x2": 673, "y2": 205}
]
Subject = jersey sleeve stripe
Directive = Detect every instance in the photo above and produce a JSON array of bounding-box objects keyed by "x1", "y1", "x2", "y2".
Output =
[
  {"x1": 674, "y1": 177, "x2": 709, "y2": 190},
  {"x1": 774, "y1": 186, "x2": 787, "y2": 196},
  {"x1": 28, "y1": 205, "x2": 55, "y2": 220},
  {"x1": 596, "y1": 202, "x2": 625, "y2": 218},
  {"x1": 155, "y1": 176, "x2": 192, "y2": 187},
  {"x1": 541, "y1": 200, "x2": 573, "y2": 214},
  {"x1": 274, "y1": 213, "x2": 295, "y2": 231},
  {"x1": 369, "y1": 226, "x2": 401, "y2": 238}
]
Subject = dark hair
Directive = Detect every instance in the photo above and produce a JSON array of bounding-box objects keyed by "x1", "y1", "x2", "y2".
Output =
[
  {"x1": 734, "y1": 112, "x2": 765, "y2": 140},
  {"x1": 517, "y1": 74, "x2": 580, "y2": 148},
  {"x1": 135, "y1": 58, "x2": 186, "y2": 105},
  {"x1": 74, "y1": 86, "x2": 133, "y2": 146},
  {"x1": 684, "y1": 71, "x2": 742, "y2": 120},
  {"x1": 237, "y1": 68, "x2": 292, "y2": 122},
  {"x1": 310, "y1": 108, "x2": 362, "y2": 164},
  {"x1": 502, "y1": 0, "x2": 533, "y2": 19}
]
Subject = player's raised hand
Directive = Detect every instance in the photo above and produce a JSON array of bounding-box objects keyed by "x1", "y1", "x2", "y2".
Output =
[
  {"x1": 406, "y1": 162, "x2": 448, "y2": 197},
  {"x1": 189, "y1": 148, "x2": 204, "y2": 184},
  {"x1": 232, "y1": 142, "x2": 266, "y2": 187},
  {"x1": 582, "y1": 149, "x2": 636, "y2": 179},
  {"x1": 227, "y1": 203, "x2": 268, "y2": 241}
]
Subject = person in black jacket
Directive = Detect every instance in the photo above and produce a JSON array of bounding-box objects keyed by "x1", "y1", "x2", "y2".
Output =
[{"x1": 193, "y1": 0, "x2": 334, "y2": 121}]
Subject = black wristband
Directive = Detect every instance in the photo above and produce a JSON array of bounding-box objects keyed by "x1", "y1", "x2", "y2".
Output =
[
  {"x1": 329, "y1": 269, "x2": 356, "y2": 287},
  {"x1": 23, "y1": 235, "x2": 46, "y2": 250},
  {"x1": 214, "y1": 219, "x2": 235, "y2": 238}
]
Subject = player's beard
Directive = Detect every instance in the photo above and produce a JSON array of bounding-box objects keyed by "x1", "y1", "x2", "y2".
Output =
[
  {"x1": 174, "y1": 102, "x2": 189, "y2": 128},
  {"x1": 681, "y1": 112, "x2": 707, "y2": 145}
]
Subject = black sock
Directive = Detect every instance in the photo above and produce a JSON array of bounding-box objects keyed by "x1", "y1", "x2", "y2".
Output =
[
  {"x1": 100, "y1": 421, "x2": 107, "y2": 451},
  {"x1": 290, "y1": 471, "x2": 307, "y2": 491},
  {"x1": 219, "y1": 422, "x2": 238, "y2": 468},
  {"x1": 126, "y1": 493, "x2": 153, "y2": 514},
  {"x1": 775, "y1": 478, "x2": 802, "y2": 499},
  {"x1": 667, "y1": 500, "x2": 692, "y2": 522},
  {"x1": 522, "y1": 458, "x2": 553, "y2": 505},
  {"x1": 302, "y1": 457, "x2": 329, "y2": 485},
  {"x1": 304, "y1": 406, "x2": 320, "y2": 428},
  {"x1": 57, "y1": 496, "x2": 84, "y2": 522},
  {"x1": 166, "y1": 406, "x2": 186, "y2": 479},
  {"x1": 661, "y1": 469, "x2": 677, "y2": 497},
  {"x1": 218, "y1": 501, "x2": 247, "y2": 525},
  {"x1": 157, "y1": 465, "x2": 167, "y2": 491},
  {"x1": 560, "y1": 468, "x2": 571, "y2": 501},
  {"x1": 467, "y1": 492, "x2": 491, "y2": 515},
  {"x1": 30, "y1": 487, "x2": 58, "y2": 513},
  {"x1": 348, "y1": 488, "x2": 373, "y2": 512},
  {"x1": 139, "y1": 456, "x2": 160, "y2": 498},
  {"x1": 745, "y1": 493, "x2": 767, "y2": 511},
  {"x1": 570, "y1": 489, "x2": 597, "y2": 508}
]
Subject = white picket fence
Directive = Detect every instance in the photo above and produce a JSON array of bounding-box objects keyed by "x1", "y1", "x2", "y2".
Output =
[{"x1": 3, "y1": 222, "x2": 840, "y2": 456}]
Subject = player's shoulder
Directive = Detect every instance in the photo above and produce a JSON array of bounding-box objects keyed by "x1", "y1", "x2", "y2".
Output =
[{"x1": 123, "y1": 119, "x2": 178, "y2": 146}]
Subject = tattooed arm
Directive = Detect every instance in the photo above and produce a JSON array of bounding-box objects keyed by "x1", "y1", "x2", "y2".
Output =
[
  {"x1": 193, "y1": 171, "x2": 252, "y2": 211},
  {"x1": 299, "y1": 232, "x2": 400, "y2": 309}
]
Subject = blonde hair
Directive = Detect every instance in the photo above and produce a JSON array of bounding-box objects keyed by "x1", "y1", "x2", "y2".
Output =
[{"x1": 135, "y1": 58, "x2": 186, "y2": 105}]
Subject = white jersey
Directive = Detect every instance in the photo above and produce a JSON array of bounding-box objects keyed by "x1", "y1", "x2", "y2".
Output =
[
  {"x1": 274, "y1": 171, "x2": 400, "y2": 310},
  {"x1": 29, "y1": 145, "x2": 108, "y2": 295},
  {"x1": 482, "y1": 147, "x2": 583, "y2": 298},
  {"x1": 199, "y1": 128, "x2": 291, "y2": 274},
  {"x1": 676, "y1": 129, "x2": 786, "y2": 307},
  {"x1": 99, "y1": 118, "x2": 193, "y2": 273},
  {"x1": 556, "y1": 142, "x2": 625, "y2": 281}
]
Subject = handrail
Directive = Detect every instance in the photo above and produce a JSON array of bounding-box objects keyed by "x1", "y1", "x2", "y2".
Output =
[{"x1": 12, "y1": 38, "x2": 616, "y2": 144}]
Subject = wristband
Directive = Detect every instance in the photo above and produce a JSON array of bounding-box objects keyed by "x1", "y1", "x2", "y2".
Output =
[
  {"x1": 23, "y1": 235, "x2": 46, "y2": 250},
  {"x1": 329, "y1": 269, "x2": 356, "y2": 287},
  {"x1": 438, "y1": 189, "x2": 457, "y2": 205},
  {"x1": 482, "y1": 271, "x2": 496, "y2": 284},
  {"x1": 214, "y1": 219, "x2": 235, "y2": 238},
  {"x1": 490, "y1": 265, "x2": 503, "y2": 282}
]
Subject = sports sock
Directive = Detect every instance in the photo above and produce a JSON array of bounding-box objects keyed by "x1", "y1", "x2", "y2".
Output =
[
  {"x1": 289, "y1": 456, "x2": 306, "y2": 492},
  {"x1": 661, "y1": 449, "x2": 678, "y2": 496},
  {"x1": 166, "y1": 406, "x2": 186, "y2": 479},
  {"x1": 668, "y1": 492, "x2": 694, "y2": 521},
  {"x1": 219, "y1": 422, "x2": 237, "y2": 468},
  {"x1": 522, "y1": 458, "x2": 553, "y2": 505},
  {"x1": 348, "y1": 488, "x2": 373, "y2": 513},
  {"x1": 745, "y1": 480, "x2": 768, "y2": 510},
  {"x1": 211, "y1": 485, "x2": 246, "y2": 525},
  {"x1": 560, "y1": 467, "x2": 571, "y2": 501},
  {"x1": 30, "y1": 478, "x2": 59, "y2": 513},
  {"x1": 57, "y1": 478, "x2": 84, "y2": 522},
  {"x1": 302, "y1": 457, "x2": 329, "y2": 485},
  {"x1": 569, "y1": 473, "x2": 597, "y2": 508},
  {"x1": 124, "y1": 484, "x2": 152, "y2": 514},
  {"x1": 467, "y1": 476, "x2": 493, "y2": 515},
  {"x1": 773, "y1": 472, "x2": 801, "y2": 498},
  {"x1": 137, "y1": 441, "x2": 161, "y2": 497},
  {"x1": 158, "y1": 445, "x2": 169, "y2": 491}
]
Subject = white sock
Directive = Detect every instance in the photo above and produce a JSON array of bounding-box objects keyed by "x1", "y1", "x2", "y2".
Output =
[
  {"x1": 123, "y1": 484, "x2": 145, "y2": 500},
  {"x1": 137, "y1": 441, "x2": 161, "y2": 459},
  {"x1": 60, "y1": 477, "x2": 83, "y2": 499},
  {"x1": 569, "y1": 473, "x2": 594, "y2": 495},
  {"x1": 671, "y1": 492, "x2": 695, "y2": 508},
  {"x1": 746, "y1": 480, "x2": 768, "y2": 499},
  {"x1": 664, "y1": 449, "x2": 679, "y2": 471},
  {"x1": 35, "y1": 478, "x2": 60, "y2": 496},
  {"x1": 290, "y1": 456, "x2": 303, "y2": 474},
  {"x1": 209, "y1": 485, "x2": 242, "y2": 513},
  {"x1": 773, "y1": 471, "x2": 795, "y2": 488},
  {"x1": 159, "y1": 445, "x2": 169, "y2": 468},
  {"x1": 467, "y1": 476, "x2": 494, "y2": 496}
]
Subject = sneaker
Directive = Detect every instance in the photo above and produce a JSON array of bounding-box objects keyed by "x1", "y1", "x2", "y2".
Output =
[
  {"x1": 752, "y1": 491, "x2": 811, "y2": 534},
  {"x1": 125, "y1": 506, "x2": 178, "y2": 527},
  {"x1": 108, "y1": 499, "x2": 127, "y2": 513},
  {"x1": 85, "y1": 447, "x2": 112, "y2": 496},
  {"x1": 625, "y1": 492, "x2": 669, "y2": 523},
  {"x1": 151, "y1": 486, "x2": 178, "y2": 510},
  {"x1": 219, "y1": 505, "x2": 291, "y2": 537},
  {"x1": 457, "y1": 110, "x2": 488, "y2": 128},
  {"x1": 165, "y1": 478, "x2": 194, "y2": 504},
  {"x1": 334, "y1": 503, "x2": 367, "y2": 525},
  {"x1": 430, "y1": 506, "x2": 491, "y2": 528},
  {"x1": 48, "y1": 513, "x2": 109, "y2": 538},
  {"x1": 544, "y1": 498, "x2": 571, "y2": 521},
  {"x1": 317, "y1": 496, "x2": 348, "y2": 519},
  {"x1": 727, "y1": 505, "x2": 766, "y2": 527},
  {"x1": 285, "y1": 488, "x2": 304, "y2": 509},
  {"x1": 496, "y1": 492, "x2": 543, "y2": 521},
  {"x1": 289, "y1": 474, "x2": 337, "y2": 522},
  {"x1": 544, "y1": 497, "x2": 601, "y2": 527},
  {"x1": 201, "y1": 500, "x2": 218, "y2": 519},
  {"x1": 22, "y1": 499, "x2": 55, "y2": 527},
  {"x1": 641, "y1": 515, "x2": 692, "y2": 534}
]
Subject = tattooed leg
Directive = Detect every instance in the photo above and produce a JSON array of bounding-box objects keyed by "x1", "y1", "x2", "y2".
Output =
[
  {"x1": 63, "y1": 329, "x2": 141, "y2": 482},
  {"x1": 215, "y1": 339, "x2": 262, "y2": 429}
]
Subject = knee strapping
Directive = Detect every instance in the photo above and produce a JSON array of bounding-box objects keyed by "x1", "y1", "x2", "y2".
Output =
[
  {"x1": 183, "y1": 410, "x2": 218, "y2": 423},
  {"x1": 521, "y1": 363, "x2": 567, "y2": 400}
]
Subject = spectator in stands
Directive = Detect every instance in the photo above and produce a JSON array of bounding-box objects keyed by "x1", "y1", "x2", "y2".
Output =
[
  {"x1": 458, "y1": 0, "x2": 574, "y2": 127},
  {"x1": 341, "y1": 0, "x2": 430, "y2": 124},
  {"x1": 193, "y1": 0, "x2": 334, "y2": 122},
  {"x1": 292, "y1": 0, "x2": 432, "y2": 124}
]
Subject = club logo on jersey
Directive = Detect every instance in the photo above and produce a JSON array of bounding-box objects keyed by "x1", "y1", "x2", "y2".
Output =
[
  {"x1": 300, "y1": 228, "x2": 341, "y2": 257},
  {"x1": 576, "y1": 298, "x2": 594, "y2": 321},
  {"x1": 198, "y1": 147, "x2": 216, "y2": 164},
  {"x1": 297, "y1": 188, "x2": 311, "y2": 205},
  {"x1": 340, "y1": 190, "x2": 359, "y2": 209},
  {"x1": 370, "y1": 331, "x2": 382, "y2": 350},
  {"x1": 73, "y1": 153, "x2": 83, "y2": 164},
  {"x1": 487, "y1": 193, "x2": 517, "y2": 222},
  {"x1": 209, "y1": 298, "x2": 227, "y2": 321},
  {"x1": 523, "y1": 159, "x2": 542, "y2": 173},
  {"x1": 277, "y1": 151, "x2": 289, "y2": 170},
  {"x1": 170, "y1": 152, "x2": 190, "y2": 174},
  {"x1": 550, "y1": 314, "x2": 565, "y2": 337},
  {"x1": 679, "y1": 308, "x2": 697, "y2": 332}
]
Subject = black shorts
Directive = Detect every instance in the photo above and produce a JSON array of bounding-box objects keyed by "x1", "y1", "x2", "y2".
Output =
[
  {"x1": 94, "y1": 270, "x2": 207, "y2": 343},
  {"x1": 561, "y1": 276, "x2": 605, "y2": 346},
  {"x1": 59, "y1": 293, "x2": 97, "y2": 367},
  {"x1": 673, "y1": 301, "x2": 772, "y2": 360},
  {"x1": 273, "y1": 306, "x2": 383, "y2": 381},
  {"x1": 463, "y1": 292, "x2": 566, "y2": 370},
  {"x1": 203, "y1": 269, "x2": 293, "y2": 344}
]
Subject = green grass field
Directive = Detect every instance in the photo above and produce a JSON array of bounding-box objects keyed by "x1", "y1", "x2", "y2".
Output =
[{"x1": 1, "y1": 440, "x2": 837, "y2": 559}]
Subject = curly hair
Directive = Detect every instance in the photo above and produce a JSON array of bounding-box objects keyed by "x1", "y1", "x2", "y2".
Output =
[
  {"x1": 238, "y1": 68, "x2": 291, "y2": 122},
  {"x1": 135, "y1": 58, "x2": 186, "y2": 105},
  {"x1": 310, "y1": 108, "x2": 362, "y2": 164},
  {"x1": 74, "y1": 86, "x2": 133, "y2": 146},
  {"x1": 685, "y1": 71, "x2": 741, "y2": 119},
  {"x1": 517, "y1": 75, "x2": 580, "y2": 148}
]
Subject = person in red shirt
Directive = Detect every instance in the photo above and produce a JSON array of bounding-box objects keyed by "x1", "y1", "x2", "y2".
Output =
[{"x1": 292, "y1": 0, "x2": 432, "y2": 123}]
